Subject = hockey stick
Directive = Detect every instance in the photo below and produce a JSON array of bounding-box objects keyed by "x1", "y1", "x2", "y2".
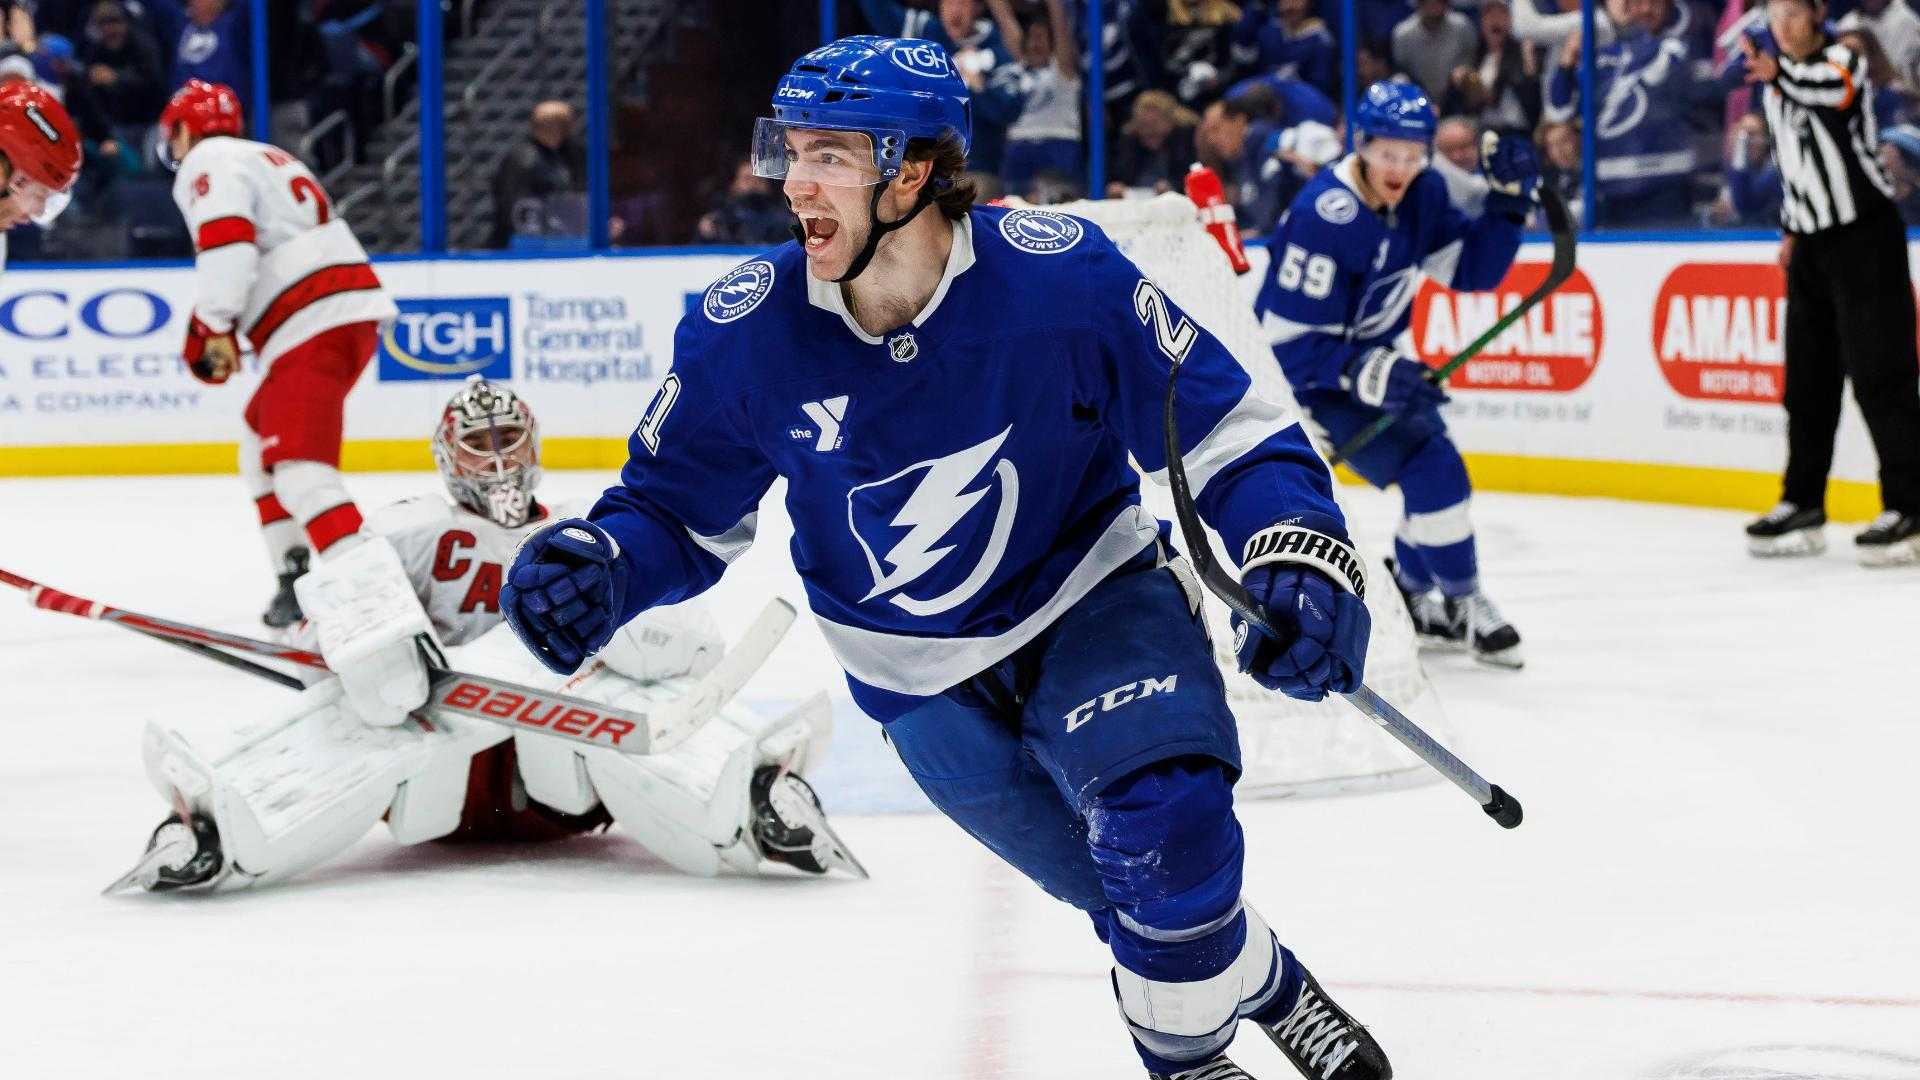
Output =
[
  {"x1": 0, "y1": 566, "x2": 329, "y2": 668},
  {"x1": 138, "y1": 628, "x2": 309, "y2": 690},
  {"x1": 1160, "y1": 365, "x2": 1524, "y2": 828},
  {"x1": 3, "y1": 565, "x2": 796, "y2": 757},
  {"x1": 1328, "y1": 186, "x2": 1577, "y2": 468}
]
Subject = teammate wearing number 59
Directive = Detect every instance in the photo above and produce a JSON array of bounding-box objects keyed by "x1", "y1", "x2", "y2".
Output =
[
  {"x1": 506, "y1": 36, "x2": 1390, "y2": 1080},
  {"x1": 163, "y1": 80, "x2": 399, "y2": 627},
  {"x1": 1256, "y1": 81, "x2": 1533, "y2": 668}
]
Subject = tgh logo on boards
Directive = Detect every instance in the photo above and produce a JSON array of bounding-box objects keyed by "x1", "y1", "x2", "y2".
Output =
[{"x1": 378, "y1": 297, "x2": 513, "y2": 380}]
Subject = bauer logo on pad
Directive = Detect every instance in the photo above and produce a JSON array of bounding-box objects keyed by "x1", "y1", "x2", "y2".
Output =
[{"x1": 379, "y1": 297, "x2": 512, "y2": 381}]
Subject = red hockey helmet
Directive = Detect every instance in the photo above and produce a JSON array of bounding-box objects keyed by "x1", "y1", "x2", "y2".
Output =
[
  {"x1": 160, "y1": 79, "x2": 244, "y2": 149},
  {"x1": 0, "y1": 81, "x2": 81, "y2": 192}
]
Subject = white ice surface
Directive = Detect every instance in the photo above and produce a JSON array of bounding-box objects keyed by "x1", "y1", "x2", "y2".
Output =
[{"x1": 3, "y1": 472, "x2": 1917, "y2": 1079}]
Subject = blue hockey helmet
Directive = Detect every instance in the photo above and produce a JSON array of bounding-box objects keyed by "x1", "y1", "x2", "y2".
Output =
[
  {"x1": 1351, "y1": 80, "x2": 1438, "y2": 147},
  {"x1": 752, "y1": 36, "x2": 972, "y2": 187}
]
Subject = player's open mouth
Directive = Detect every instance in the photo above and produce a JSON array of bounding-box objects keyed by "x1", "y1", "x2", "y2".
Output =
[{"x1": 800, "y1": 215, "x2": 838, "y2": 252}]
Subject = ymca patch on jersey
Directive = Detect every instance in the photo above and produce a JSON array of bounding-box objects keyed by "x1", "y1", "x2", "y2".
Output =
[
  {"x1": 999, "y1": 209, "x2": 1085, "y2": 254},
  {"x1": 704, "y1": 260, "x2": 776, "y2": 323},
  {"x1": 1315, "y1": 188, "x2": 1358, "y2": 225}
]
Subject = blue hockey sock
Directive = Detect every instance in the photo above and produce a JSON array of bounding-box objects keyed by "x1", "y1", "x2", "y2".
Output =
[
  {"x1": 1090, "y1": 757, "x2": 1294, "y2": 1072},
  {"x1": 1392, "y1": 534, "x2": 1435, "y2": 593}
]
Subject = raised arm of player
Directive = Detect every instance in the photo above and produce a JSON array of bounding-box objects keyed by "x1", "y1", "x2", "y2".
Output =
[{"x1": 502, "y1": 321, "x2": 775, "y2": 674}]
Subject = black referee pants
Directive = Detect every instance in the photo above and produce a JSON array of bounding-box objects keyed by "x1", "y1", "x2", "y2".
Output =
[{"x1": 1781, "y1": 207, "x2": 1920, "y2": 515}]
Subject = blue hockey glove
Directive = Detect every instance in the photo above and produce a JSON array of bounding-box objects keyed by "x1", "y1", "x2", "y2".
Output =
[
  {"x1": 500, "y1": 518, "x2": 630, "y2": 675},
  {"x1": 1342, "y1": 346, "x2": 1447, "y2": 416},
  {"x1": 1231, "y1": 524, "x2": 1371, "y2": 702},
  {"x1": 1480, "y1": 130, "x2": 1540, "y2": 220}
]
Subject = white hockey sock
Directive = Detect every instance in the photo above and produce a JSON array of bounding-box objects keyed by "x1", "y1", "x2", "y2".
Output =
[{"x1": 273, "y1": 460, "x2": 366, "y2": 559}]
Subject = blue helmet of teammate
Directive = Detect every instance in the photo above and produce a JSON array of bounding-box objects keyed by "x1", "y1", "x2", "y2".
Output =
[
  {"x1": 1351, "y1": 80, "x2": 1437, "y2": 147},
  {"x1": 754, "y1": 36, "x2": 972, "y2": 185}
]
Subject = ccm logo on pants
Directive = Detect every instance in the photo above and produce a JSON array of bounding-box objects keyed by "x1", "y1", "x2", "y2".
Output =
[{"x1": 1065, "y1": 676, "x2": 1178, "y2": 732}]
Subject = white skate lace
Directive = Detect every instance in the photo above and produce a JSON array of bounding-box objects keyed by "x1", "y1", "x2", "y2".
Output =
[
  {"x1": 1759, "y1": 502, "x2": 1802, "y2": 524},
  {"x1": 1865, "y1": 510, "x2": 1902, "y2": 532},
  {"x1": 1170, "y1": 1059, "x2": 1251, "y2": 1080},
  {"x1": 1272, "y1": 985, "x2": 1360, "y2": 1079},
  {"x1": 1458, "y1": 591, "x2": 1509, "y2": 637}
]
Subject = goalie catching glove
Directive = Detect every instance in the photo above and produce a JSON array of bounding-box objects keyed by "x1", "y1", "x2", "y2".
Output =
[
  {"x1": 182, "y1": 313, "x2": 241, "y2": 384},
  {"x1": 1232, "y1": 520, "x2": 1371, "y2": 702},
  {"x1": 501, "y1": 518, "x2": 629, "y2": 675}
]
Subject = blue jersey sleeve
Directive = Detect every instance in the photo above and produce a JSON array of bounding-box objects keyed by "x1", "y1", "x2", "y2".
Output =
[
  {"x1": 1079, "y1": 234, "x2": 1349, "y2": 557},
  {"x1": 1254, "y1": 198, "x2": 1369, "y2": 394},
  {"x1": 1417, "y1": 176, "x2": 1523, "y2": 292},
  {"x1": 586, "y1": 319, "x2": 776, "y2": 626}
]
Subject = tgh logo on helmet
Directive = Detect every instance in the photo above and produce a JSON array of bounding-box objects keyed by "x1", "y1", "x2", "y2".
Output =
[{"x1": 889, "y1": 41, "x2": 952, "y2": 78}]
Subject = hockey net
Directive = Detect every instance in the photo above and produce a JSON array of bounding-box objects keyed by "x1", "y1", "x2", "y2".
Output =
[{"x1": 1056, "y1": 193, "x2": 1454, "y2": 800}]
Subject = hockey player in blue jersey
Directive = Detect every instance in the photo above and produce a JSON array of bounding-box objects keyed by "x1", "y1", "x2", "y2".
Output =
[
  {"x1": 502, "y1": 37, "x2": 1391, "y2": 1080},
  {"x1": 1255, "y1": 80, "x2": 1533, "y2": 668}
]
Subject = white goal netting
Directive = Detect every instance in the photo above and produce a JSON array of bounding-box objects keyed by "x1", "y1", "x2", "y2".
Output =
[{"x1": 1057, "y1": 193, "x2": 1454, "y2": 800}]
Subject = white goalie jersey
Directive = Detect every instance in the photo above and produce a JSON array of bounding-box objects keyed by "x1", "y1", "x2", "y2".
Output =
[{"x1": 171, "y1": 135, "x2": 397, "y2": 365}]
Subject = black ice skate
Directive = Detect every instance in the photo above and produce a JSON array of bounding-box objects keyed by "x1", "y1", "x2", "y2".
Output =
[
  {"x1": 1255, "y1": 968, "x2": 1392, "y2": 1080},
  {"x1": 1745, "y1": 502, "x2": 1827, "y2": 557},
  {"x1": 1445, "y1": 590, "x2": 1523, "y2": 669},
  {"x1": 749, "y1": 765, "x2": 868, "y2": 878},
  {"x1": 261, "y1": 547, "x2": 309, "y2": 628},
  {"x1": 1385, "y1": 558, "x2": 1463, "y2": 649},
  {"x1": 103, "y1": 812, "x2": 225, "y2": 895},
  {"x1": 1150, "y1": 1056, "x2": 1259, "y2": 1080},
  {"x1": 1854, "y1": 510, "x2": 1920, "y2": 567}
]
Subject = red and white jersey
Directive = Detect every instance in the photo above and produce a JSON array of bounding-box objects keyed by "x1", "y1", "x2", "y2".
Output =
[
  {"x1": 371, "y1": 496, "x2": 576, "y2": 647},
  {"x1": 172, "y1": 135, "x2": 398, "y2": 365}
]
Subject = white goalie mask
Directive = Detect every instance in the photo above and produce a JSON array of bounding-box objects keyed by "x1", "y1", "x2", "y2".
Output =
[{"x1": 432, "y1": 377, "x2": 542, "y2": 528}]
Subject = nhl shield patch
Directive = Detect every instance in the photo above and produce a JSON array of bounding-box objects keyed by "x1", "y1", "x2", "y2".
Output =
[{"x1": 887, "y1": 331, "x2": 918, "y2": 363}]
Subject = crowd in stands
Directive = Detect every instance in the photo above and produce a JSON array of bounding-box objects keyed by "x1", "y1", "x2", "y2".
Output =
[
  {"x1": 0, "y1": 0, "x2": 410, "y2": 259},
  {"x1": 13, "y1": 0, "x2": 1920, "y2": 259}
]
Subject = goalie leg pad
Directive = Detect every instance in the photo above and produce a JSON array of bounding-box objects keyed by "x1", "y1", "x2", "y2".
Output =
[{"x1": 137, "y1": 682, "x2": 507, "y2": 890}]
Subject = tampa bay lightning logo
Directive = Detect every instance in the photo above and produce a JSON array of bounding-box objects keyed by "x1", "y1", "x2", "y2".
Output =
[
  {"x1": 888, "y1": 41, "x2": 953, "y2": 78},
  {"x1": 704, "y1": 260, "x2": 776, "y2": 324},
  {"x1": 848, "y1": 426, "x2": 1020, "y2": 618},
  {"x1": 1315, "y1": 189, "x2": 1358, "y2": 225},
  {"x1": 999, "y1": 209, "x2": 1085, "y2": 255}
]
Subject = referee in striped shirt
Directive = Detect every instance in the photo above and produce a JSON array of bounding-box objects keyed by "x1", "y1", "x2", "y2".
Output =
[{"x1": 1739, "y1": 0, "x2": 1920, "y2": 565}]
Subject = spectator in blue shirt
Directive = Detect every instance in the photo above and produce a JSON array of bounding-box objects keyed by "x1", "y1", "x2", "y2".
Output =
[
  {"x1": 1231, "y1": 0, "x2": 1338, "y2": 100},
  {"x1": 164, "y1": 0, "x2": 247, "y2": 94},
  {"x1": 857, "y1": 0, "x2": 1026, "y2": 173},
  {"x1": 1711, "y1": 112, "x2": 1784, "y2": 226}
]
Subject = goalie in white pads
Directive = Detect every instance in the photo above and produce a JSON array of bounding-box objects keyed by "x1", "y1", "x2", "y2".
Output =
[{"x1": 112, "y1": 378, "x2": 862, "y2": 893}]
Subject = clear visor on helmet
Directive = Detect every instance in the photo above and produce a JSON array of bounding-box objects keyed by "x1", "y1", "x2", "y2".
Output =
[
  {"x1": 4, "y1": 172, "x2": 72, "y2": 227},
  {"x1": 750, "y1": 118, "x2": 899, "y2": 187},
  {"x1": 1357, "y1": 135, "x2": 1431, "y2": 174}
]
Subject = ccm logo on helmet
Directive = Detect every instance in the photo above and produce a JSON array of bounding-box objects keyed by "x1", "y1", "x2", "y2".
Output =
[
  {"x1": 24, "y1": 105, "x2": 60, "y2": 143},
  {"x1": 889, "y1": 42, "x2": 952, "y2": 78},
  {"x1": 777, "y1": 85, "x2": 815, "y2": 100}
]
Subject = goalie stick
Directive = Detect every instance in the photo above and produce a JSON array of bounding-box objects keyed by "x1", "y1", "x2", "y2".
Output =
[
  {"x1": 1328, "y1": 186, "x2": 1577, "y2": 468},
  {"x1": 2, "y1": 565, "x2": 795, "y2": 758},
  {"x1": 1159, "y1": 367, "x2": 1524, "y2": 829}
]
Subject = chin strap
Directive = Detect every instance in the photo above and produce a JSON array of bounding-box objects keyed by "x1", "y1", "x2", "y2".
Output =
[{"x1": 788, "y1": 183, "x2": 937, "y2": 283}]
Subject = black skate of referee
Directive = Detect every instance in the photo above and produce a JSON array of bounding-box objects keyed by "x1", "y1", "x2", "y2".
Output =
[{"x1": 1739, "y1": 0, "x2": 1920, "y2": 565}]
